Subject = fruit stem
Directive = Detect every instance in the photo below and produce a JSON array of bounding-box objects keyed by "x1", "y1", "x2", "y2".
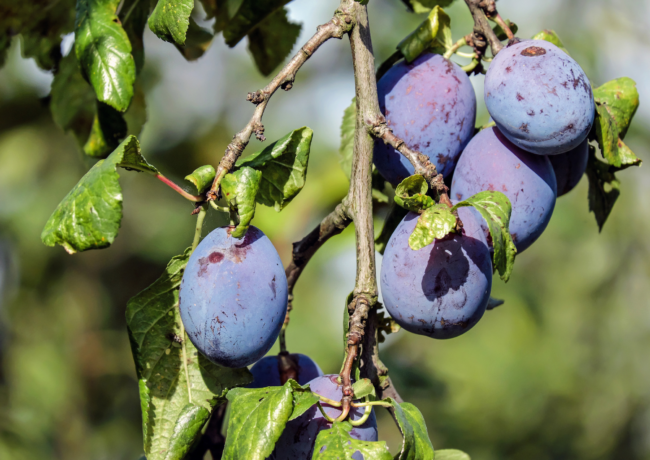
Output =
[
  {"x1": 462, "y1": 58, "x2": 481, "y2": 73},
  {"x1": 443, "y1": 36, "x2": 468, "y2": 60},
  {"x1": 192, "y1": 204, "x2": 208, "y2": 251},
  {"x1": 351, "y1": 400, "x2": 393, "y2": 408},
  {"x1": 316, "y1": 402, "x2": 336, "y2": 423},
  {"x1": 493, "y1": 13, "x2": 515, "y2": 40},
  {"x1": 156, "y1": 174, "x2": 204, "y2": 202},
  {"x1": 349, "y1": 404, "x2": 372, "y2": 427},
  {"x1": 209, "y1": 201, "x2": 230, "y2": 213},
  {"x1": 313, "y1": 393, "x2": 343, "y2": 407}
]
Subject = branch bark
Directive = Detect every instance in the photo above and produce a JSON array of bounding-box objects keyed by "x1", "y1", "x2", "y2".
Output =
[
  {"x1": 206, "y1": 11, "x2": 354, "y2": 200},
  {"x1": 464, "y1": 0, "x2": 504, "y2": 56}
]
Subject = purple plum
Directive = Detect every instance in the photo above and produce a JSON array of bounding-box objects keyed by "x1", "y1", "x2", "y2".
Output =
[
  {"x1": 249, "y1": 353, "x2": 324, "y2": 388},
  {"x1": 374, "y1": 52, "x2": 477, "y2": 185},
  {"x1": 380, "y1": 207, "x2": 492, "y2": 339},
  {"x1": 271, "y1": 374, "x2": 378, "y2": 460},
  {"x1": 485, "y1": 39, "x2": 595, "y2": 155},
  {"x1": 179, "y1": 226, "x2": 287, "y2": 368},
  {"x1": 549, "y1": 138, "x2": 589, "y2": 196},
  {"x1": 451, "y1": 127, "x2": 557, "y2": 253}
]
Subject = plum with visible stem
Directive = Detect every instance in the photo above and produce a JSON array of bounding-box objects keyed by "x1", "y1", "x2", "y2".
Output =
[
  {"x1": 271, "y1": 374, "x2": 377, "y2": 460},
  {"x1": 179, "y1": 226, "x2": 287, "y2": 368}
]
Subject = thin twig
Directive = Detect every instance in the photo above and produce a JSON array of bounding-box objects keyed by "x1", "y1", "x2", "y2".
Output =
[
  {"x1": 281, "y1": 201, "x2": 352, "y2": 352},
  {"x1": 206, "y1": 11, "x2": 354, "y2": 201},
  {"x1": 463, "y1": 0, "x2": 504, "y2": 56}
]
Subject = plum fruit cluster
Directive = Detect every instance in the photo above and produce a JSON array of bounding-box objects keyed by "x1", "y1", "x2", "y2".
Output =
[
  {"x1": 179, "y1": 226, "x2": 288, "y2": 368},
  {"x1": 376, "y1": 39, "x2": 595, "y2": 340}
]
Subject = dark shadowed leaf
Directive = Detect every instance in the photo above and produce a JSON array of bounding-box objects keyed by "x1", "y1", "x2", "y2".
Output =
[
  {"x1": 236, "y1": 127, "x2": 312, "y2": 211},
  {"x1": 75, "y1": 0, "x2": 136, "y2": 112},
  {"x1": 41, "y1": 136, "x2": 157, "y2": 253},
  {"x1": 401, "y1": 0, "x2": 456, "y2": 14},
  {"x1": 312, "y1": 421, "x2": 392, "y2": 459},
  {"x1": 248, "y1": 7, "x2": 301, "y2": 76},
  {"x1": 532, "y1": 29, "x2": 568, "y2": 55},
  {"x1": 185, "y1": 165, "x2": 216, "y2": 194},
  {"x1": 200, "y1": 0, "x2": 233, "y2": 33},
  {"x1": 452, "y1": 191, "x2": 516, "y2": 281},
  {"x1": 125, "y1": 80, "x2": 148, "y2": 137},
  {"x1": 493, "y1": 20, "x2": 518, "y2": 41},
  {"x1": 339, "y1": 98, "x2": 356, "y2": 179},
  {"x1": 126, "y1": 250, "x2": 252, "y2": 460},
  {"x1": 175, "y1": 17, "x2": 214, "y2": 60},
  {"x1": 83, "y1": 101, "x2": 128, "y2": 158},
  {"x1": 148, "y1": 0, "x2": 194, "y2": 45},
  {"x1": 223, "y1": 0, "x2": 292, "y2": 47},
  {"x1": 398, "y1": 6, "x2": 450, "y2": 62},
  {"x1": 487, "y1": 296, "x2": 505, "y2": 310},
  {"x1": 408, "y1": 204, "x2": 456, "y2": 250},
  {"x1": 394, "y1": 175, "x2": 434, "y2": 212},
  {"x1": 119, "y1": 0, "x2": 153, "y2": 74},
  {"x1": 223, "y1": 382, "x2": 295, "y2": 460},
  {"x1": 388, "y1": 399, "x2": 434, "y2": 460},
  {"x1": 435, "y1": 449, "x2": 471, "y2": 460},
  {"x1": 586, "y1": 145, "x2": 622, "y2": 231},
  {"x1": 289, "y1": 381, "x2": 320, "y2": 421},
  {"x1": 222, "y1": 166, "x2": 262, "y2": 238}
]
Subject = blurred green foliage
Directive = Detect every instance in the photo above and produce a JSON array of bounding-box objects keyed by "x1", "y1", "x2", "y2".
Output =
[{"x1": 0, "y1": 0, "x2": 649, "y2": 459}]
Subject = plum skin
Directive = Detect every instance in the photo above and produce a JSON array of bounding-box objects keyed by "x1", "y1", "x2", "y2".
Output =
[
  {"x1": 451, "y1": 127, "x2": 557, "y2": 253},
  {"x1": 249, "y1": 353, "x2": 323, "y2": 388},
  {"x1": 380, "y1": 207, "x2": 492, "y2": 339},
  {"x1": 271, "y1": 374, "x2": 378, "y2": 460},
  {"x1": 179, "y1": 226, "x2": 288, "y2": 369},
  {"x1": 549, "y1": 138, "x2": 589, "y2": 196},
  {"x1": 374, "y1": 52, "x2": 477, "y2": 186},
  {"x1": 485, "y1": 39, "x2": 595, "y2": 155}
]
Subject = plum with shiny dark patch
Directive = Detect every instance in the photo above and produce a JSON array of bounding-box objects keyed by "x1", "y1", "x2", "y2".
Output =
[
  {"x1": 249, "y1": 353, "x2": 323, "y2": 388},
  {"x1": 549, "y1": 138, "x2": 589, "y2": 196},
  {"x1": 380, "y1": 207, "x2": 492, "y2": 339},
  {"x1": 179, "y1": 226, "x2": 287, "y2": 368},
  {"x1": 271, "y1": 374, "x2": 378, "y2": 460},
  {"x1": 485, "y1": 39, "x2": 595, "y2": 155},
  {"x1": 374, "y1": 52, "x2": 477, "y2": 185},
  {"x1": 451, "y1": 127, "x2": 557, "y2": 253}
]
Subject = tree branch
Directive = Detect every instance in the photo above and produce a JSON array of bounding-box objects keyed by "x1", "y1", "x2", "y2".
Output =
[
  {"x1": 464, "y1": 0, "x2": 504, "y2": 56},
  {"x1": 206, "y1": 11, "x2": 354, "y2": 200},
  {"x1": 280, "y1": 201, "x2": 352, "y2": 352}
]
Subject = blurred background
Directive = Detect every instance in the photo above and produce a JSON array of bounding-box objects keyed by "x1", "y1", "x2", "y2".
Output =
[{"x1": 1, "y1": 0, "x2": 649, "y2": 459}]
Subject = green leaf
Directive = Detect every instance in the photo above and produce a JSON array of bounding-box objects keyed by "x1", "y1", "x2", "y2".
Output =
[
  {"x1": 41, "y1": 136, "x2": 157, "y2": 253},
  {"x1": 593, "y1": 104, "x2": 641, "y2": 169},
  {"x1": 435, "y1": 449, "x2": 471, "y2": 460},
  {"x1": 452, "y1": 191, "x2": 517, "y2": 282},
  {"x1": 492, "y1": 20, "x2": 518, "y2": 41},
  {"x1": 339, "y1": 98, "x2": 356, "y2": 180},
  {"x1": 408, "y1": 204, "x2": 456, "y2": 251},
  {"x1": 398, "y1": 6, "x2": 451, "y2": 62},
  {"x1": 389, "y1": 399, "x2": 435, "y2": 460},
  {"x1": 585, "y1": 145, "x2": 621, "y2": 231},
  {"x1": 289, "y1": 382, "x2": 320, "y2": 421},
  {"x1": 185, "y1": 165, "x2": 216, "y2": 195},
  {"x1": 400, "y1": 0, "x2": 456, "y2": 14},
  {"x1": 593, "y1": 77, "x2": 640, "y2": 144},
  {"x1": 222, "y1": 166, "x2": 262, "y2": 238},
  {"x1": 75, "y1": 0, "x2": 136, "y2": 112},
  {"x1": 148, "y1": 0, "x2": 194, "y2": 45},
  {"x1": 487, "y1": 296, "x2": 504, "y2": 310},
  {"x1": 119, "y1": 0, "x2": 153, "y2": 74},
  {"x1": 236, "y1": 127, "x2": 313, "y2": 211},
  {"x1": 50, "y1": 52, "x2": 96, "y2": 147},
  {"x1": 248, "y1": 7, "x2": 301, "y2": 76},
  {"x1": 83, "y1": 101, "x2": 128, "y2": 158},
  {"x1": 126, "y1": 250, "x2": 252, "y2": 460},
  {"x1": 201, "y1": 0, "x2": 233, "y2": 33},
  {"x1": 532, "y1": 29, "x2": 568, "y2": 55},
  {"x1": 376, "y1": 204, "x2": 409, "y2": 255},
  {"x1": 351, "y1": 379, "x2": 375, "y2": 399},
  {"x1": 394, "y1": 175, "x2": 435, "y2": 212},
  {"x1": 312, "y1": 421, "x2": 392, "y2": 460},
  {"x1": 223, "y1": 381, "x2": 295, "y2": 460},
  {"x1": 223, "y1": 0, "x2": 292, "y2": 47},
  {"x1": 175, "y1": 17, "x2": 214, "y2": 61}
]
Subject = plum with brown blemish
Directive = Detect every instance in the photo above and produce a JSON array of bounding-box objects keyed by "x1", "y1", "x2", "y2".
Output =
[
  {"x1": 179, "y1": 226, "x2": 288, "y2": 368},
  {"x1": 484, "y1": 39, "x2": 595, "y2": 155},
  {"x1": 373, "y1": 52, "x2": 477, "y2": 186},
  {"x1": 380, "y1": 207, "x2": 492, "y2": 339},
  {"x1": 549, "y1": 138, "x2": 589, "y2": 196},
  {"x1": 271, "y1": 374, "x2": 378, "y2": 460},
  {"x1": 249, "y1": 353, "x2": 323, "y2": 388},
  {"x1": 451, "y1": 127, "x2": 557, "y2": 253}
]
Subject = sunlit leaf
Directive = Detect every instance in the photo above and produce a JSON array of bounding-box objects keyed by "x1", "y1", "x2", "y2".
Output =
[
  {"x1": 398, "y1": 6, "x2": 451, "y2": 62},
  {"x1": 312, "y1": 421, "x2": 392, "y2": 460},
  {"x1": 394, "y1": 175, "x2": 434, "y2": 212},
  {"x1": 339, "y1": 98, "x2": 356, "y2": 179},
  {"x1": 388, "y1": 399, "x2": 435, "y2": 460},
  {"x1": 408, "y1": 204, "x2": 456, "y2": 250},
  {"x1": 532, "y1": 29, "x2": 569, "y2": 55},
  {"x1": 148, "y1": 0, "x2": 194, "y2": 45},
  {"x1": 185, "y1": 165, "x2": 216, "y2": 195},
  {"x1": 222, "y1": 166, "x2": 262, "y2": 238}
]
